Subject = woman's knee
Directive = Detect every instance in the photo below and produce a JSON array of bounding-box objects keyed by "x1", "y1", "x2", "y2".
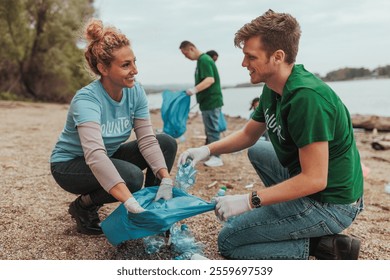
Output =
[
  {"x1": 120, "y1": 166, "x2": 144, "y2": 192},
  {"x1": 156, "y1": 133, "x2": 178, "y2": 169},
  {"x1": 156, "y1": 133, "x2": 177, "y2": 153}
]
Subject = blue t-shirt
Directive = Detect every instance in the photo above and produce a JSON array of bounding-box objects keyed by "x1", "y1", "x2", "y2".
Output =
[{"x1": 50, "y1": 80, "x2": 150, "y2": 163}]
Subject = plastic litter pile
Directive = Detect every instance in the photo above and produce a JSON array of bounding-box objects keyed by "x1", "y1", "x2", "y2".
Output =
[
  {"x1": 143, "y1": 234, "x2": 167, "y2": 255},
  {"x1": 169, "y1": 223, "x2": 204, "y2": 260},
  {"x1": 142, "y1": 160, "x2": 208, "y2": 259},
  {"x1": 142, "y1": 222, "x2": 206, "y2": 259},
  {"x1": 141, "y1": 158, "x2": 237, "y2": 259}
]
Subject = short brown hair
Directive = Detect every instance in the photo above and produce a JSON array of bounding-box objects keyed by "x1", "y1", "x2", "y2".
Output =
[
  {"x1": 84, "y1": 18, "x2": 130, "y2": 76},
  {"x1": 234, "y1": 9, "x2": 301, "y2": 64},
  {"x1": 179, "y1": 40, "x2": 196, "y2": 49}
]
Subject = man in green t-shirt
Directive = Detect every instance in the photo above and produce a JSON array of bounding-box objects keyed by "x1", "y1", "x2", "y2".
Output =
[
  {"x1": 179, "y1": 41, "x2": 224, "y2": 167},
  {"x1": 178, "y1": 10, "x2": 363, "y2": 260}
]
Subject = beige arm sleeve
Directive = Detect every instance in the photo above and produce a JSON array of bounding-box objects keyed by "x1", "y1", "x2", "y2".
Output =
[
  {"x1": 134, "y1": 118, "x2": 167, "y2": 178},
  {"x1": 78, "y1": 122, "x2": 124, "y2": 193}
]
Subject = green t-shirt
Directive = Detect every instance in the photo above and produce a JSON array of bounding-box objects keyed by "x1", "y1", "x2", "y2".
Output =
[
  {"x1": 195, "y1": 54, "x2": 223, "y2": 111},
  {"x1": 252, "y1": 64, "x2": 363, "y2": 204}
]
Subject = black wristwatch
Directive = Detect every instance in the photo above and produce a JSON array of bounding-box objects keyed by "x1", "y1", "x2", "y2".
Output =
[{"x1": 251, "y1": 191, "x2": 262, "y2": 208}]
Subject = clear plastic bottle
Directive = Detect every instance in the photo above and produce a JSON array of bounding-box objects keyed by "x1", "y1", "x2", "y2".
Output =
[
  {"x1": 385, "y1": 182, "x2": 390, "y2": 194},
  {"x1": 211, "y1": 186, "x2": 227, "y2": 204},
  {"x1": 178, "y1": 135, "x2": 186, "y2": 142},
  {"x1": 217, "y1": 186, "x2": 227, "y2": 196},
  {"x1": 175, "y1": 158, "x2": 197, "y2": 192},
  {"x1": 174, "y1": 251, "x2": 194, "y2": 260},
  {"x1": 174, "y1": 252, "x2": 209, "y2": 260},
  {"x1": 169, "y1": 223, "x2": 204, "y2": 260},
  {"x1": 190, "y1": 253, "x2": 209, "y2": 260},
  {"x1": 143, "y1": 234, "x2": 166, "y2": 254}
]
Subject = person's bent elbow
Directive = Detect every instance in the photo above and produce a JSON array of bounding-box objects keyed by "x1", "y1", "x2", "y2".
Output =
[{"x1": 312, "y1": 177, "x2": 327, "y2": 193}]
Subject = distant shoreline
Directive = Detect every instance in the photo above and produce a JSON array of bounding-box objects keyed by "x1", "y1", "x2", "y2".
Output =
[{"x1": 144, "y1": 76, "x2": 390, "y2": 95}]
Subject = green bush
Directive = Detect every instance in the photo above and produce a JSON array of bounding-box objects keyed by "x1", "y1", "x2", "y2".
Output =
[{"x1": 0, "y1": 91, "x2": 32, "y2": 101}]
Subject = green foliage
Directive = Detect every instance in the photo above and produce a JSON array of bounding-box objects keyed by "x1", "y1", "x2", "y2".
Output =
[
  {"x1": 324, "y1": 66, "x2": 390, "y2": 81},
  {"x1": 376, "y1": 65, "x2": 390, "y2": 76},
  {"x1": 0, "y1": 0, "x2": 95, "y2": 102},
  {"x1": 325, "y1": 67, "x2": 371, "y2": 81},
  {"x1": 0, "y1": 91, "x2": 32, "y2": 101}
]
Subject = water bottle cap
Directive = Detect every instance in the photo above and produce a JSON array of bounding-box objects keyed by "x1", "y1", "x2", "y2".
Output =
[
  {"x1": 180, "y1": 224, "x2": 189, "y2": 231},
  {"x1": 217, "y1": 189, "x2": 225, "y2": 196},
  {"x1": 183, "y1": 157, "x2": 193, "y2": 167},
  {"x1": 220, "y1": 186, "x2": 227, "y2": 191}
]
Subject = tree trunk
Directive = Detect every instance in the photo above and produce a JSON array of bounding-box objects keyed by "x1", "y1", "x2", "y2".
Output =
[{"x1": 352, "y1": 114, "x2": 390, "y2": 132}]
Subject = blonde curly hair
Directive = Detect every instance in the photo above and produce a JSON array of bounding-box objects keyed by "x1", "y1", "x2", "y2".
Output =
[{"x1": 83, "y1": 18, "x2": 130, "y2": 76}]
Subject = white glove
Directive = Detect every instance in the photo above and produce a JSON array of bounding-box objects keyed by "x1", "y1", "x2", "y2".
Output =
[
  {"x1": 214, "y1": 194, "x2": 251, "y2": 221},
  {"x1": 178, "y1": 146, "x2": 210, "y2": 167},
  {"x1": 124, "y1": 197, "x2": 145, "y2": 214},
  {"x1": 186, "y1": 87, "x2": 198, "y2": 96},
  {"x1": 154, "y1": 178, "x2": 173, "y2": 201}
]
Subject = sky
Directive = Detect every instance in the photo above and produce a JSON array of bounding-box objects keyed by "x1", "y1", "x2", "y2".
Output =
[{"x1": 93, "y1": 0, "x2": 390, "y2": 86}]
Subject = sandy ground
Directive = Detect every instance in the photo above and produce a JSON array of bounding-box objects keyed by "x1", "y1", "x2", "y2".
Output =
[{"x1": 0, "y1": 100, "x2": 389, "y2": 260}]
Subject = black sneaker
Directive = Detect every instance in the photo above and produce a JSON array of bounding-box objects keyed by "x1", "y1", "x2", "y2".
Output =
[
  {"x1": 312, "y1": 234, "x2": 361, "y2": 260},
  {"x1": 68, "y1": 197, "x2": 103, "y2": 235}
]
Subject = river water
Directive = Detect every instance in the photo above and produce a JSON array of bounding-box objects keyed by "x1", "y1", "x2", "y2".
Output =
[{"x1": 147, "y1": 78, "x2": 390, "y2": 118}]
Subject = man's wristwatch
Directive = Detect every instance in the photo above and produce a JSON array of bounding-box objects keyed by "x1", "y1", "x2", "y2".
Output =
[{"x1": 251, "y1": 191, "x2": 262, "y2": 208}]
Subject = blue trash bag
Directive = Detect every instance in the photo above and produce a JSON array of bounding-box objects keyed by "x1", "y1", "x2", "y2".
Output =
[
  {"x1": 101, "y1": 186, "x2": 215, "y2": 246},
  {"x1": 161, "y1": 90, "x2": 191, "y2": 138},
  {"x1": 219, "y1": 111, "x2": 227, "y2": 132}
]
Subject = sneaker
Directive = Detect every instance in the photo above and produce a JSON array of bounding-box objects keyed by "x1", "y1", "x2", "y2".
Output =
[
  {"x1": 68, "y1": 197, "x2": 103, "y2": 235},
  {"x1": 312, "y1": 234, "x2": 361, "y2": 260},
  {"x1": 204, "y1": 156, "x2": 223, "y2": 167}
]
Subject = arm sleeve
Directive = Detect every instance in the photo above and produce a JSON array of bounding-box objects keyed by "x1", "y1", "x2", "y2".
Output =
[
  {"x1": 198, "y1": 57, "x2": 214, "y2": 80},
  {"x1": 288, "y1": 90, "x2": 336, "y2": 147},
  {"x1": 78, "y1": 122, "x2": 124, "y2": 193},
  {"x1": 134, "y1": 118, "x2": 167, "y2": 177}
]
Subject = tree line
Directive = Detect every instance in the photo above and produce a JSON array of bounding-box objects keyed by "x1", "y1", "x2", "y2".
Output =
[
  {"x1": 235, "y1": 65, "x2": 390, "y2": 88},
  {"x1": 1, "y1": 1, "x2": 389, "y2": 103},
  {"x1": 0, "y1": 0, "x2": 95, "y2": 103},
  {"x1": 323, "y1": 65, "x2": 390, "y2": 81}
]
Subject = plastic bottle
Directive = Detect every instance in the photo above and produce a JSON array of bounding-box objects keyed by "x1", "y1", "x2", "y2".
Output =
[
  {"x1": 217, "y1": 186, "x2": 227, "y2": 196},
  {"x1": 212, "y1": 186, "x2": 235, "y2": 228},
  {"x1": 169, "y1": 223, "x2": 204, "y2": 260},
  {"x1": 175, "y1": 158, "x2": 197, "y2": 192},
  {"x1": 178, "y1": 135, "x2": 186, "y2": 142},
  {"x1": 385, "y1": 183, "x2": 390, "y2": 194},
  {"x1": 172, "y1": 224, "x2": 196, "y2": 252},
  {"x1": 190, "y1": 253, "x2": 210, "y2": 260},
  {"x1": 174, "y1": 251, "x2": 194, "y2": 260},
  {"x1": 174, "y1": 252, "x2": 209, "y2": 260},
  {"x1": 143, "y1": 234, "x2": 166, "y2": 254},
  {"x1": 211, "y1": 186, "x2": 227, "y2": 204}
]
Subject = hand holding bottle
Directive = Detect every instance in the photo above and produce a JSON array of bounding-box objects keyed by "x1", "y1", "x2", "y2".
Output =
[{"x1": 178, "y1": 146, "x2": 210, "y2": 167}]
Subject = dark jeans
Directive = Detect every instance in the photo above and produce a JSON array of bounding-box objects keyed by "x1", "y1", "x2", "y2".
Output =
[{"x1": 50, "y1": 134, "x2": 177, "y2": 206}]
